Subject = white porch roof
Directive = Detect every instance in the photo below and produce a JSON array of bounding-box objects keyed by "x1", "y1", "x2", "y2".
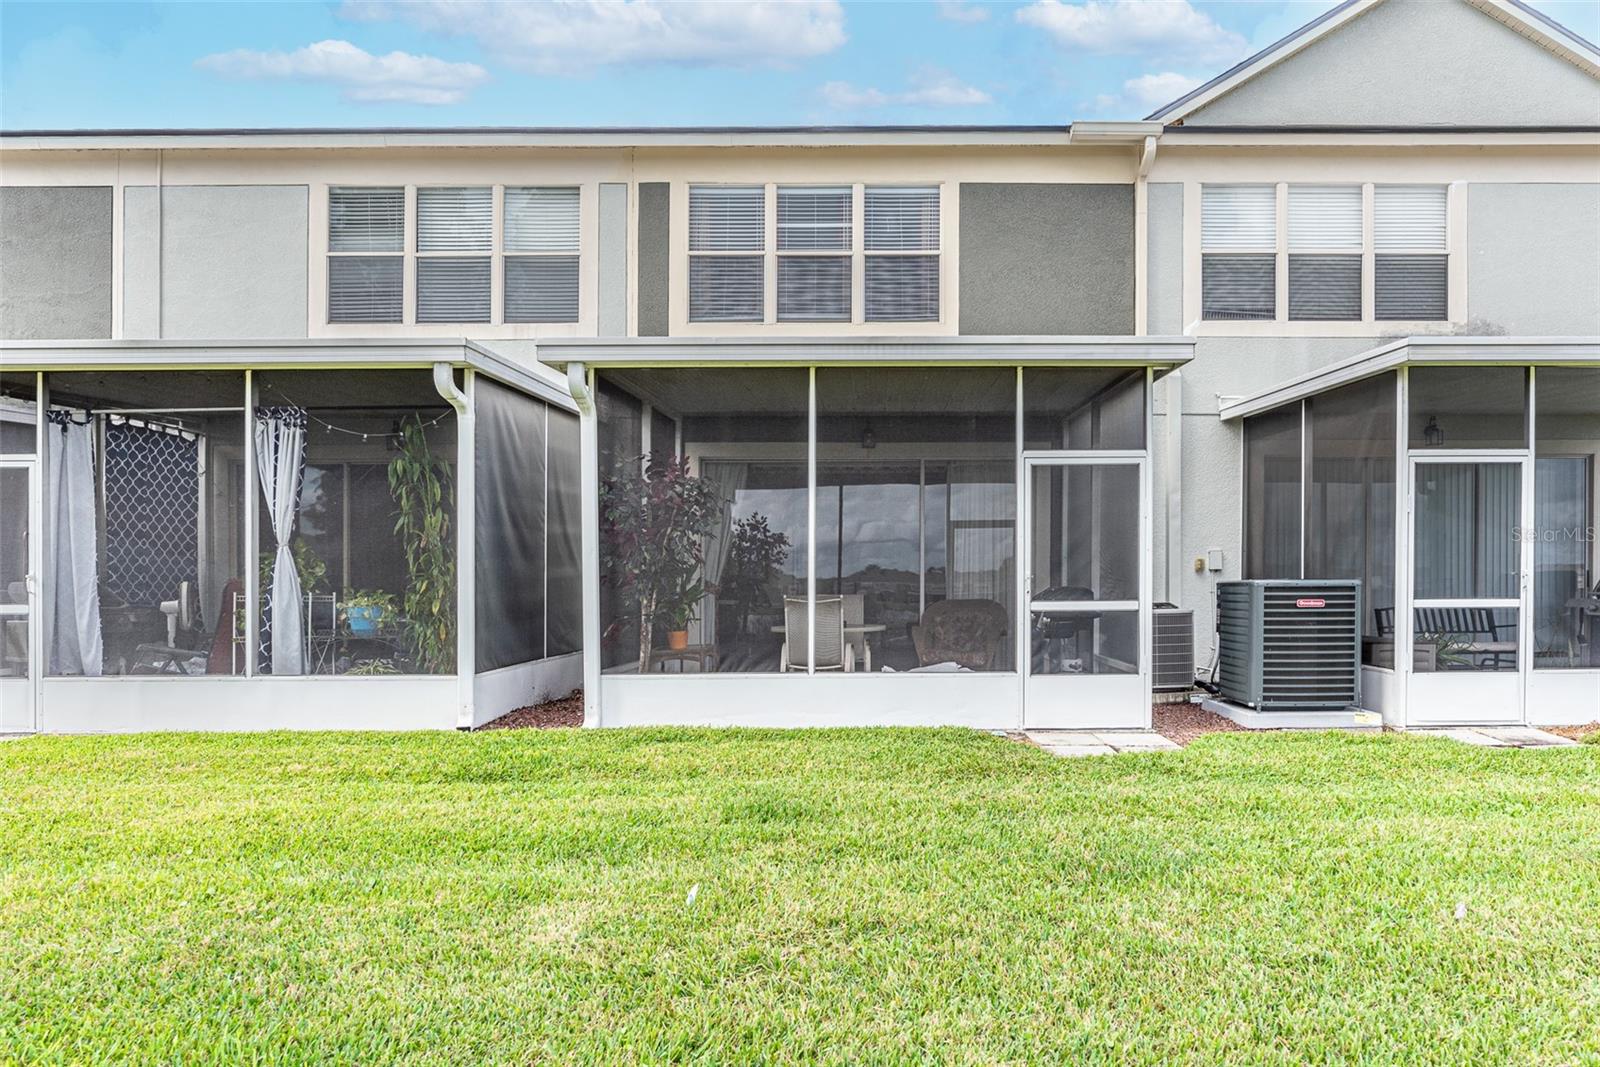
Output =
[
  {"x1": 534, "y1": 335, "x2": 1194, "y2": 370},
  {"x1": 1218, "y1": 335, "x2": 1600, "y2": 421},
  {"x1": 0, "y1": 337, "x2": 575, "y2": 412}
]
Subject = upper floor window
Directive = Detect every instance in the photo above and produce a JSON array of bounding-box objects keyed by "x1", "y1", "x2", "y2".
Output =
[
  {"x1": 328, "y1": 186, "x2": 404, "y2": 324},
  {"x1": 326, "y1": 184, "x2": 579, "y2": 325},
  {"x1": 688, "y1": 183, "x2": 941, "y2": 325},
  {"x1": 1201, "y1": 182, "x2": 1448, "y2": 323}
]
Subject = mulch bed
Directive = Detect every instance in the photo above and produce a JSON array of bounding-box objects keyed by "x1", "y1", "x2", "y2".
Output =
[
  {"x1": 476, "y1": 690, "x2": 583, "y2": 730},
  {"x1": 1543, "y1": 722, "x2": 1599, "y2": 743},
  {"x1": 1154, "y1": 700, "x2": 1246, "y2": 746}
]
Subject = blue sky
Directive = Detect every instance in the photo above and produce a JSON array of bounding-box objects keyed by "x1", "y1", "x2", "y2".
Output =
[{"x1": 3, "y1": 0, "x2": 1596, "y2": 130}]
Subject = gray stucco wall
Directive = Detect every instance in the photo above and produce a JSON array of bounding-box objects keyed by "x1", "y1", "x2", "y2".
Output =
[
  {"x1": 637, "y1": 182, "x2": 670, "y2": 337},
  {"x1": 959, "y1": 183, "x2": 1134, "y2": 335},
  {"x1": 1146, "y1": 182, "x2": 1184, "y2": 336},
  {"x1": 1468, "y1": 183, "x2": 1600, "y2": 335},
  {"x1": 598, "y1": 182, "x2": 629, "y2": 336},
  {"x1": 123, "y1": 185, "x2": 308, "y2": 339},
  {"x1": 0, "y1": 186, "x2": 112, "y2": 339},
  {"x1": 1186, "y1": 0, "x2": 1600, "y2": 126}
]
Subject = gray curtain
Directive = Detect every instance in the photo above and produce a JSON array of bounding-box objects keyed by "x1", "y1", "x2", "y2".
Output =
[
  {"x1": 696, "y1": 461, "x2": 748, "y2": 645},
  {"x1": 46, "y1": 413, "x2": 102, "y2": 675},
  {"x1": 255, "y1": 407, "x2": 307, "y2": 674}
]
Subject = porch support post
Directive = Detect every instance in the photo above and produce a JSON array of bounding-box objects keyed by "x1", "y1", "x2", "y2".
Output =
[
  {"x1": 433, "y1": 362, "x2": 475, "y2": 729},
  {"x1": 1394, "y1": 366, "x2": 1412, "y2": 727},
  {"x1": 569, "y1": 362, "x2": 603, "y2": 726}
]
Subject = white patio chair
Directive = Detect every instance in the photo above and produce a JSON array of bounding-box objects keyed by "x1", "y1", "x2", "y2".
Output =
[{"x1": 779, "y1": 596, "x2": 854, "y2": 672}]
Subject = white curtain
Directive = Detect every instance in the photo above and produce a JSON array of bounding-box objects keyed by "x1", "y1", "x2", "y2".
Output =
[
  {"x1": 696, "y1": 461, "x2": 749, "y2": 645},
  {"x1": 255, "y1": 407, "x2": 307, "y2": 675},
  {"x1": 46, "y1": 414, "x2": 102, "y2": 676}
]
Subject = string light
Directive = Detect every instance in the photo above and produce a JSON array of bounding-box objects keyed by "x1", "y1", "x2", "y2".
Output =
[{"x1": 260, "y1": 385, "x2": 450, "y2": 441}]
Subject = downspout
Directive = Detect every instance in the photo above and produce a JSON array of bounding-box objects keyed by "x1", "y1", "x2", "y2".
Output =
[
  {"x1": 433, "y1": 362, "x2": 476, "y2": 730},
  {"x1": 567, "y1": 362, "x2": 603, "y2": 727},
  {"x1": 1133, "y1": 135, "x2": 1157, "y2": 340},
  {"x1": 567, "y1": 362, "x2": 593, "y2": 415}
]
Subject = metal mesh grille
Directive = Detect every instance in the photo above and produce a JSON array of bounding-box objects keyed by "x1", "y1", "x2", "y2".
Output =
[{"x1": 102, "y1": 419, "x2": 199, "y2": 609}]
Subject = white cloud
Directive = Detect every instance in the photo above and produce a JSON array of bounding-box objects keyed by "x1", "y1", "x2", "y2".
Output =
[
  {"x1": 937, "y1": 1, "x2": 991, "y2": 23},
  {"x1": 1016, "y1": 0, "x2": 1247, "y2": 65},
  {"x1": 196, "y1": 39, "x2": 487, "y2": 105},
  {"x1": 821, "y1": 67, "x2": 992, "y2": 111},
  {"x1": 341, "y1": 0, "x2": 847, "y2": 76},
  {"x1": 1093, "y1": 70, "x2": 1203, "y2": 115}
]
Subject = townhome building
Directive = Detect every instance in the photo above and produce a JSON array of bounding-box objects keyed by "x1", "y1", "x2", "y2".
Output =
[{"x1": 1, "y1": 0, "x2": 1596, "y2": 733}]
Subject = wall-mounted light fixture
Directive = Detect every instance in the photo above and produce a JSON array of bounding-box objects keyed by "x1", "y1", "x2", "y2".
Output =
[
  {"x1": 861, "y1": 425, "x2": 876, "y2": 450},
  {"x1": 1422, "y1": 415, "x2": 1445, "y2": 448}
]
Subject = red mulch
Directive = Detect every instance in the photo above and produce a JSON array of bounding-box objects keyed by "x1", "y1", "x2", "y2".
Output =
[
  {"x1": 1153, "y1": 701, "x2": 1246, "y2": 746},
  {"x1": 476, "y1": 690, "x2": 584, "y2": 730},
  {"x1": 1544, "y1": 722, "x2": 1599, "y2": 743}
]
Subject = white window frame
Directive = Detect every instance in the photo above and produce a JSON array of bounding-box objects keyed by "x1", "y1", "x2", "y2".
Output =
[
  {"x1": 324, "y1": 183, "x2": 582, "y2": 328},
  {"x1": 326, "y1": 185, "x2": 407, "y2": 326},
  {"x1": 683, "y1": 181, "x2": 945, "y2": 328},
  {"x1": 1189, "y1": 181, "x2": 1457, "y2": 335}
]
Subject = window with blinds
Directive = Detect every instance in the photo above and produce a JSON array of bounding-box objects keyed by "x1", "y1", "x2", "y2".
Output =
[
  {"x1": 778, "y1": 186, "x2": 851, "y2": 321},
  {"x1": 689, "y1": 186, "x2": 764, "y2": 322},
  {"x1": 417, "y1": 187, "x2": 491, "y2": 324},
  {"x1": 504, "y1": 187, "x2": 579, "y2": 323},
  {"x1": 1202, "y1": 185, "x2": 1276, "y2": 320},
  {"x1": 328, "y1": 187, "x2": 403, "y2": 323},
  {"x1": 1288, "y1": 185, "x2": 1361, "y2": 321},
  {"x1": 865, "y1": 185, "x2": 939, "y2": 322},
  {"x1": 1375, "y1": 185, "x2": 1447, "y2": 320}
]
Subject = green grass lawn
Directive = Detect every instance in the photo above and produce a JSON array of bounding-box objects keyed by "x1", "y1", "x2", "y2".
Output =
[{"x1": 3, "y1": 729, "x2": 1598, "y2": 1065}]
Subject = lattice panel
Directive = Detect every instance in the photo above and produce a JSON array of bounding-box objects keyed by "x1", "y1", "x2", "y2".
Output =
[{"x1": 102, "y1": 419, "x2": 200, "y2": 607}]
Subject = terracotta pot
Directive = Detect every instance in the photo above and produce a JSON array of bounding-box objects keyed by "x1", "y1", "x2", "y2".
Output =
[{"x1": 667, "y1": 629, "x2": 690, "y2": 651}]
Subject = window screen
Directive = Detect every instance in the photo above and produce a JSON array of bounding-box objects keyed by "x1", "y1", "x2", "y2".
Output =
[
  {"x1": 865, "y1": 255, "x2": 938, "y2": 322},
  {"x1": 1375, "y1": 185, "x2": 1447, "y2": 320},
  {"x1": 328, "y1": 187, "x2": 403, "y2": 323},
  {"x1": 689, "y1": 186, "x2": 764, "y2": 322},
  {"x1": 1288, "y1": 185, "x2": 1360, "y2": 321},
  {"x1": 1202, "y1": 185, "x2": 1275, "y2": 320},
  {"x1": 417, "y1": 257, "x2": 491, "y2": 323},
  {"x1": 778, "y1": 186, "x2": 851, "y2": 250},
  {"x1": 504, "y1": 187, "x2": 580, "y2": 323},
  {"x1": 778, "y1": 256, "x2": 850, "y2": 322},
  {"x1": 474, "y1": 377, "x2": 546, "y2": 672},
  {"x1": 864, "y1": 186, "x2": 939, "y2": 322},
  {"x1": 689, "y1": 256, "x2": 763, "y2": 322},
  {"x1": 777, "y1": 186, "x2": 851, "y2": 322},
  {"x1": 1202, "y1": 255, "x2": 1275, "y2": 320},
  {"x1": 416, "y1": 187, "x2": 491, "y2": 322}
]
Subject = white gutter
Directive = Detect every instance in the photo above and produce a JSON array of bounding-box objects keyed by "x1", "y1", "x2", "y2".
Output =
[{"x1": 432, "y1": 362, "x2": 476, "y2": 731}]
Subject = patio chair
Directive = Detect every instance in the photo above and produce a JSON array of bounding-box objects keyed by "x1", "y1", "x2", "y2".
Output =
[
  {"x1": 779, "y1": 596, "x2": 854, "y2": 672},
  {"x1": 912, "y1": 599, "x2": 1008, "y2": 671}
]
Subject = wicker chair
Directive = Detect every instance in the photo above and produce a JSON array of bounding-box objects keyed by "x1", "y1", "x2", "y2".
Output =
[
  {"x1": 779, "y1": 596, "x2": 855, "y2": 672},
  {"x1": 911, "y1": 599, "x2": 1008, "y2": 670}
]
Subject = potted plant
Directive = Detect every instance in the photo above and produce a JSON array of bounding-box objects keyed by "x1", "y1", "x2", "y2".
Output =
[
  {"x1": 657, "y1": 578, "x2": 705, "y2": 650},
  {"x1": 600, "y1": 455, "x2": 719, "y2": 672},
  {"x1": 342, "y1": 589, "x2": 396, "y2": 637},
  {"x1": 724, "y1": 514, "x2": 790, "y2": 639}
]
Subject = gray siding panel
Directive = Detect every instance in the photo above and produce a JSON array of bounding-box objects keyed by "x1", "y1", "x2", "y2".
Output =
[
  {"x1": 1468, "y1": 183, "x2": 1600, "y2": 336},
  {"x1": 598, "y1": 182, "x2": 629, "y2": 336},
  {"x1": 1147, "y1": 182, "x2": 1183, "y2": 336},
  {"x1": 0, "y1": 186, "x2": 111, "y2": 339},
  {"x1": 637, "y1": 182, "x2": 670, "y2": 337},
  {"x1": 1186, "y1": 0, "x2": 1600, "y2": 127},
  {"x1": 959, "y1": 183, "x2": 1134, "y2": 335},
  {"x1": 122, "y1": 185, "x2": 308, "y2": 339}
]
